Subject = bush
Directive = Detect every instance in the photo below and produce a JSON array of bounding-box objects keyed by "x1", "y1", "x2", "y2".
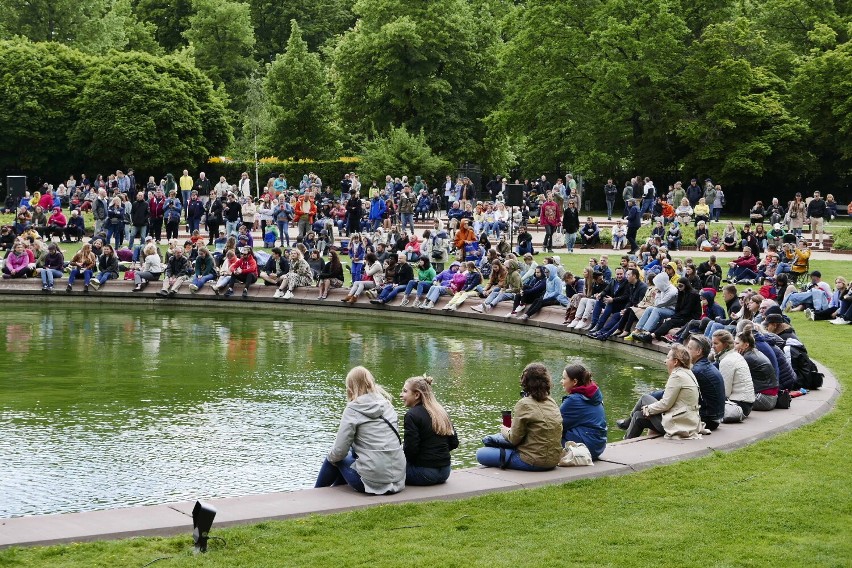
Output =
[
  {"x1": 205, "y1": 158, "x2": 359, "y2": 191},
  {"x1": 832, "y1": 227, "x2": 852, "y2": 250}
]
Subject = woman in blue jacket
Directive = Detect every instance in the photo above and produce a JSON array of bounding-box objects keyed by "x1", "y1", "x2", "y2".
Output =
[{"x1": 559, "y1": 364, "x2": 607, "y2": 460}]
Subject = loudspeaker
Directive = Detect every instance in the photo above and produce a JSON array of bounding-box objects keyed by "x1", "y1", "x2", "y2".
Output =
[
  {"x1": 6, "y1": 176, "x2": 27, "y2": 200},
  {"x1": 505, "y1": 184, "x2": 524, "y2": 207}
]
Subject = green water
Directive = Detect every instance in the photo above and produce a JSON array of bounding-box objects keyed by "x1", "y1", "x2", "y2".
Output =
[{"x1": 0, "y1": 306, "x2": 664, "y2": 518}]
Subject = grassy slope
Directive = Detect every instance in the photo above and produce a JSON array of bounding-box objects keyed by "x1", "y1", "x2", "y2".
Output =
[{"x1": 0, "y1": 260, "x2": 850, "y2": 567}]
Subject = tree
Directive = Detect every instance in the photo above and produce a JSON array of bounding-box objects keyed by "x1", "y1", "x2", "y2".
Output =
[
  {"x1": 135, "y1": 0, "x2": 196, "y2": 53},
  {"x1": 70, "y1": 51, "x2": 231, "y2": 170},
  {"x1": 357, "y1": 126, "x2": 448, "y2": 184},
  {"x1": 76, "y1": 0, "x2": 162, "y2": 55},
  {"x1": 247, "y1": 0, "x2": 353, "y2": 63},
  {"x1": 0, "y1": 0, "x2": 105, "y2": 44},
  {"x1": 184, "y1": 0, "x2": 256, "y2": 110},
  {"x1": 0, "y1": 40, "x2": 90, "y2": 177},
  {"x1": 678, "y1": 18, "x2": 812, "y2": 182},
  {"x1": 333, "y1": 0, "x2": 498, "y2": 164},
  {"x1": 263, "y1": 21, "x2": 340, "y2": 160}
]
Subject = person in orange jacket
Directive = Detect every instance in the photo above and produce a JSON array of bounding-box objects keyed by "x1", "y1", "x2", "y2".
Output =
[{"x1": 294, "y1": 192, "x2": 317, "y2": 240}]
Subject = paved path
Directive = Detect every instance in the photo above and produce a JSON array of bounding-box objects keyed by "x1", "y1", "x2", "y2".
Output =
[{"x1": 0, "y1": 286, "x2": 841, "y2": 548}]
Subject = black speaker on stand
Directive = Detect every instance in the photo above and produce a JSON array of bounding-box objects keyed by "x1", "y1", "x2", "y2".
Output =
[{"x1": 6, "y1": 176, "x2": 27, "y2": 201}]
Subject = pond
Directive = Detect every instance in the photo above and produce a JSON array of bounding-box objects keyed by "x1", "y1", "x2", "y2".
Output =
[{"x1": 0, "y1": 305, "x2": 665, "y2": 518}]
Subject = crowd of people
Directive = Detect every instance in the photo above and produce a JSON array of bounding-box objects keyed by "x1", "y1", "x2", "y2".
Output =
[{"x1": 1, "y1": 168, "x2": 843, "y2": 498}]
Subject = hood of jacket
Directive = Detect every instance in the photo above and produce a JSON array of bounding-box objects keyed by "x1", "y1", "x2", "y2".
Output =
[{"x1": 348, "y1": 393, "x2": 391, "y2": 419}]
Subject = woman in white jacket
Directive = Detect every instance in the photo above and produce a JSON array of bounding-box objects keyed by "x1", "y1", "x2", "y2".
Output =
[
  {"x1": 315, "y1": 366, "x2": 406, "y2": 495},
  {"x1": 711, "y1": 330, "x2": 755, "y2": 423}
]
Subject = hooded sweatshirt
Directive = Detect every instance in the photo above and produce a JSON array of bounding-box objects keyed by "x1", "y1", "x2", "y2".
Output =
[
  {"x1": 542, "y1": 264, "x2": 563, "y2": 300},
  {"x1": 504, "y1": 260, "x2": 522, "y2": 294},
  {"x1": 560, "y1": 383, "x2": 607, "y2": 460},
  {"x1": 435, "y1": 262, "x2": 461, "y2": 287},
  {"x1": 653, "y1": 272, "x2": 678, "y2": 309},
  {"x1": 328, "y1": 393, "x2": 406, "y2": 495}
]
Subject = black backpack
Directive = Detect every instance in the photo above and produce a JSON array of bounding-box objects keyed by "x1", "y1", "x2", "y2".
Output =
[{"x1": 787, "y1": 341, "x2": 824, "y2": 390}]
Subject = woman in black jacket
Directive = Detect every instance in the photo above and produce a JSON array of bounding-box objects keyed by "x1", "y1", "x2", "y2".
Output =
[
  {"x1": 648, "y1": 279, "x2": 702, "y2": 341},
  {"x1": 400, "y1": 375, "x2": 458, "y2": 486},
  {"x1": 317, "y1": 250, "x2": 345, "y2": 299}
]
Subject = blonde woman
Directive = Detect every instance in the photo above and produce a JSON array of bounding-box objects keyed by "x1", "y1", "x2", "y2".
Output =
[
  {"x1": 341, "y1": 252, "x2": 384, "y2": 303},
  {"x1": 273, "y1": 248, "x2": 314, "y2": 299},
  {"x1": 211, "y1": 249, "x2": 237, "y2": 293},
  {"x1": 66, "y1": 242, "x2": 97, "y2": 292},
  {"x1": 132, "y1": 243, "x2": 164, "y2": 291},
  {"x1": 400, "y1": 375, "x2": 459, "y2": 485},
  {"x1": 315, "y1": 366, "x2": 405, "y2": 494}
]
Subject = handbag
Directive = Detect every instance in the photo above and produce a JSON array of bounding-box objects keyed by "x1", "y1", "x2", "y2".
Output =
[
  {"x1": 124, "y1": 269, "x2": 136, "y2": 281},
  {"x1": 558, "y1": 441, "x2": 593, "y2": 467},
  {"x1": 775, "y1": 389, "x2": 792, "y2": 409},
  {"x1": 552, "y1": 229, "x2": 565, "y2": 247}
]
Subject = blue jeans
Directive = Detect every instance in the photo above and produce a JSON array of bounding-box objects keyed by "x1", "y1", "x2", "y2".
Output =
[
  {"x1": 188, "y1": 218, "x2": 201, "y2": 233},
  {"x1": 606, "y1": 199, "x2": 615, "y2": 219},
  {"x1": 128, "y1": 225, "x2": 147, "y2": 249},
  {"x1": 378, "y1": 284, "x2": 406, "y2": 302},
  {"x1": 566, "y1": 231, "x2": 577, "y2": 252},
  {"x1": 781, "y1": 289, "x2": 829, "y2": 312},
  {"x1": 636, "y1": 306, "x2": 675, "y2": 331},
  {"x1": 181, "y1": 190, "x2": 191, "y2": 214},
  {"x1": 277, "y1": 221, "x2": 290, "y2": 246},
  {"x1": 96, "y1": 272, "x2": 116, "y2": 285},
  {"x1": 406, "y1": 465, "x2": 451, "y2": 486},
  {"x1": 591, "y1": 300, "x2": 614, "y2": 328},
  {"x1": 641, "y1": 198, "x2": 654, "y2": 214},
  {"x1": 192, "y1": 274, "x2": 216, "y2": 288},
  {"x1": 370, "y1": 218, "x2": 381, "y2": 231},
  {"x1": 426, "y1": 285, "x2": 451, "y2": 303},
  {"x1": 314, "y1": 451, "x2": 364, "y2": 493},
  {"x1": 712, "y1": 207, "x2": 722, "y2": 222},
  {"x1": 41, "y1": 269, "x2": 63, "y2": 287},
  {"x1": 225, "y1": 220, "x2": 240, "y2": 236},
  {"x1": 476, "y1": 447, "x2": 553, "y2": 471},
  {"x1": 403, "y1": 280, "x2": 421, "y2": 296},
  {"x1": 728, "y1": 266, "x2": 758, "y2": 281},
  {"x1": 401, "y1": 212, "x2": 415, "y2": 235},
  {"x1": 106, "y1": 225, "x2": 122, "y2": 248},
  {"x1": 517, "y1": 242, "x2": 534, "y2": 256},
  {"x1": 68, "y1": 268, "x2": 92, "y2": 286}
]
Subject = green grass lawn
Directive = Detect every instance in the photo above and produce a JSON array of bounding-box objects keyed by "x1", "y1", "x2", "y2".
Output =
[{"x1": 1, "y1": 263, "x2": 850, "y2": 566}]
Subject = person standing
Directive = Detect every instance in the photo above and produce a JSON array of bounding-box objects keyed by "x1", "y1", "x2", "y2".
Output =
[
  {"x1": 626, "y1": 198, "x2": 641, "y2": 254},
  {"x1": 398, "y1": 185, "x2": 416, "y2": 236},
  {"x1": 539, "y1": 191, "x2": 560, "y2": 253},
  {"x1": 604, "y1": 178, "x2": 618, "y2": 220},
  {"x1": 128, "y1": 191, "x2": 149, "y2": 249},
  {"x1": 641, "y1": 177, "x2": 656, "y2": 217},
  {"x1": 294, "y1": 192, "x2": 317, "y2": 240},
  {"x1": 806, "y1": 190, "x2": 827, "y2": 249},
  {"x1": 238, "y1": 172, "x2": 251, "y2": 199},
  {"x1": 711, "y1": 185, "x2": 724, "y2": 222},
  {"x1": 621, "y1": 181, "x2": 634, "y2": 218},
  {"x1": 562, "y1": 199, "x2": 580, "y2": 253},
  {"x1": 179, "y1": 169, "x2": 193, "y2": 208}
]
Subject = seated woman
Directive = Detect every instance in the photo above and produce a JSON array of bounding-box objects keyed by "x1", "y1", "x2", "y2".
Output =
[
  {"x1": 443, "y1": 261, "x2": 482, "y2": 311},
  {"x1": 559, "y1": 364, "x2": 607, "y2": 460},
  {"x1": 519, "y1": 264, "x2": 565, "y2": 321},
  {"x1": 476, "y1": 363, "x2": 563, "y2": 471},
  {"x1": 665, "y1": 221, "x2": 682, "y2": 250},
  {"x1": 189, "y1": 246, "x2": 217, "y2": 292},
  {"x1": 315, "y1": 366, "x2": 405, "y2": 494},
  {"x1": 735, "y1": 326, "x2": 778, "y2": 411},
  {"x1": 39, "y1": 243, "x2": 65, "y2": 291},
  {"x1": 398, "y1": 256, "x2": 437, "y2": 307},
  {"x1": 509, "y1": 265, "x2": 547, "y2": 317},
  {"x1": 711, "y1": 330, "x2": 755, "y2": 422},
  {"x1": 90, "y1": 244, "x2": 119, "y2": 290},
  {"x1": 341, "y1": 252, "x2": 384, "y2": 303},
  {"x1": 400, "y1": 375, "x2": 459, "y2": 486},
  {"x1": 66, "y1": 242, "x2": 98, "y2": 292},
  {"x1": 211, "y1": 249, "x2": 238, "y2": 292},
  {"x1": 306, "y1": 248, "x2": 325, "y2": 281},
  {"x1": 693, "y1": 198, "x2": 710, "y2": 225},
  {"x1": 675, "y1": 198, "x2": 693, "y2": 226},
  {"x1": 14, "y1": 206, "x2": 32, "y2": 235},
  {"x1": 420, "y1": 261, "x2": 462, "y2": 310},
  {"x1": 45, "y1": 207, "x2": 67, "y2": 241},
  {"x1": 219, "y1": 246, "x2": 258, "y2": 298},
  {"x1": 721, "y1": 222, "x2": 737, "y2": 251},
  {"x1": 317, "y1": 250, "x2": 345, "y2": 300},
  {"x1": 132, "y1": 243, "x2": 164, "y2": 292},
  {"x1": 625, "y1": 272, "x2": 678, "y2": 340},
  {"x1": 620, "y1": 344, "x2": 701, "y2": 439},
  {"x1": 2, "y1": 242, "x2": 33, "y2": 279},
  {"x1": 274, "y1": 248, "x2": 314, "y2": 299}
]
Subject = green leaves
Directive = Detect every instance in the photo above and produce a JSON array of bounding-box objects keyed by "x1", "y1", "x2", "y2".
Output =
[{"x1": 358, "y1": 126, "x2": 448, "y2": 185}]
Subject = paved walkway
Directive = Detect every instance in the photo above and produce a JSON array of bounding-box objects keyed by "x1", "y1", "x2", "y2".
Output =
[{"x1": 0, "y1": 287, "x2": 841, "y2": 548}]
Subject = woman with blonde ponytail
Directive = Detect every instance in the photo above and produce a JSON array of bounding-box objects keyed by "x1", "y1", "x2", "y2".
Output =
[{"x1": 400, "y1": 375, "x2": 459, "y2": 485}]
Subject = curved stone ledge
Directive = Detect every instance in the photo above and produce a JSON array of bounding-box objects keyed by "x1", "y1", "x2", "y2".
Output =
[{"x1": 0, "y1": 283, "x2": 841, "y2": 549}]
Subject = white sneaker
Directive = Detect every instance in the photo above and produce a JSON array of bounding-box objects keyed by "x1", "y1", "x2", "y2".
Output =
[
  {"x1": 482, "y1": 304, "x2": 491, "y2": 313},
  {"x1": 412, "y1": 299, "x2": 420, "y2": 308},
  {"x1": 283, "y1": 290, "x2": 294, "y2": 300},
  {"x1": 90, "y1": 280, "x2": 100, "y2": 290},
  {"x1": 805, "y1": 308, "x2": 815, "y2": 321},
  {"x1": 423, "y1": 301, "x2": 434, "y2": 309},
  {"x1": 830, "y1": 317, "x2": 849, "y2": 325},
  {"x1": 470, "y1": 304, "x2": 483, "y2": 313},
  {"x1": 567, "y1": 319, "x2": 580, "y2": 328},
  {"x1": 400, "y1": 296, "x2": 409, "y2": 307},
  {"x1": 189, "y1": 284, "x2": 198, "y2": 292},
  {"x1": 272, "y1": 290, "x2": 284, "y2": 299}
]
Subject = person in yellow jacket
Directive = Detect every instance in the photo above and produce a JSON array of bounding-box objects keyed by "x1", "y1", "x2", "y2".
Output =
[{"x1": 179, "y1": 169, "x2": 193, "y2": 211}]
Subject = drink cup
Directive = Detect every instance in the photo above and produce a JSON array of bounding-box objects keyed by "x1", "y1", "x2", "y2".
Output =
[{"x1": 501, "y1": 410, "x2": 512, "y2": 428}]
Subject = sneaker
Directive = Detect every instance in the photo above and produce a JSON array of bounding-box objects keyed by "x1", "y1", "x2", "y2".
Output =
[
  {"x1": 412, "y1": 299, "x2": 421, "y2": 308},
  {"x1": 157, "y1": 289, "x2": 168, "y2": 297},
  {"x1": 830, "y1": 318, "x2": 850, "y2": 325},
  {"x1": 273, "y1": 290, "x2": 284, "y2": 299},
  {"x1": 399, "y1": 297, "x2": 409, "y2": 307},
  {"x1": 212, "y1": 286, "x2": 220, "y2": 295},
  {"x1": 624, "y1": 334, "x2": 635, "y2": 341},
  {"x1": 282, "y1": 290, "x2": 293, "y2": 300},
  {"x1": 90, "y1": 280, "x2": 100, "y2": 290},
  {"x1": 470, "y1": 304, "x2": 484, "y2": 313},
  {"x1": 224, "y1": 288, "x2": 234, "y2": 297},
  {"x1": 189, "y1": 284, "x2": 199, "y2": 292},
  {"x1": 805, "y1": 308, "x2": 815, "y2": 321},
  {"x1": 423, "y1": 301, "x2": 434, "y2": 309},
  {"x1": 663, "y1": 334, "x2": 678, "y2": 343},
  {"x1": 242, "y1": 289, "x2": 248, "y2": 299},
  {"x1": 616, "y1": 419, "x2": 630, "y2": 431},
  {"x1": 482, "y1": 304, "x2": 492, "y2": 312},
  {"x1": 168, "y1": 290, "x2": 177, "y2": 297}
]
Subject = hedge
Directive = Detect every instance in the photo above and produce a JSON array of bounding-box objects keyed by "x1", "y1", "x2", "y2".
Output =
[{"x1": 204, "y1": 158, "x2": 359, "y2": 192}]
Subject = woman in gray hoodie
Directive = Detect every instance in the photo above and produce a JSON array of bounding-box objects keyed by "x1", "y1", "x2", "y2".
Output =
[
  {"x1": 626, "y1": 271, "x2": 679, "y2": 340},
  {"x1": 315, "y1": 366, "x2": 406, "y2": 495}
]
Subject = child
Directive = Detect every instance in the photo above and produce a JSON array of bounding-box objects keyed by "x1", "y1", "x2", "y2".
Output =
[
  {"x1": 190, "y1": 229, "x2": 204, "y2": 246},
  {"x1": 264, "y1": 224, "x2": 279, "y2": 248},
  {"x1": 611, "y1": 220, "x2": 626, "y2": 250},
  {"x1": 710, "y1": 230, "x2": 721, "y2": 251}
]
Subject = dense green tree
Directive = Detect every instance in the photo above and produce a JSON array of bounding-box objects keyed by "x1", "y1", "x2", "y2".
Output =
[
  {"x1": 357, "y1": 126, "x2": 448, "y2": 184},
  {"x1": 134, "y1": 0, "x2": 195, "y2": 53},
  {"x1": 0, "y1": 40, "x2": 90, "y2": 176},
  {"x1": 77, "y1": 0, "x2": 161, "y2": 55},
  {"x1": 499, "y1": 0, "x2": 691, "y2": 176},
  {"x1": 70, "y1": 51, "x2": 231, "y2": 170},
  {"x1": 0, "y1": 0, "x2": 105, "y2": 43},
  {"x1": 333, "y1": 0, "x2": 498, "y2": 165},
  {"x1": 247, "y1": 0, "x2": 353, "y2": 63},
  {"x1": 678, "y1": 18, "x2": 811, "y2": 181},
  {"x1": 263, "y1": 21, "x2": 340, "y2": 160},
  {"x1": 791, "y1": 40, "x2": 852, "y2": 180},
  {"x1": 184, "y1": 0, "x2": 256, "y2": 110}
]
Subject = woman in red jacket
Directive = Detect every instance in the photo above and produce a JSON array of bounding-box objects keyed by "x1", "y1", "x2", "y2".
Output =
[
  {"x1": 539, "y1": 191, "x2": 561, "y2": 253},
  {"x1": 222, "y1": 246, "x2": 258, "y2": 298}
]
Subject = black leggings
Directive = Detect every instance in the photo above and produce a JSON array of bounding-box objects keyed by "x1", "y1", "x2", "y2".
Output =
[
  {"x1": 165, "y1": 220, "x2": 180, "y2": 240},
  {"x1": 225, "y1": 272, "x2": 257, "y2": 290},
  {"x1": 525, "y1": 296, "x2": 560, "y2": 318}
]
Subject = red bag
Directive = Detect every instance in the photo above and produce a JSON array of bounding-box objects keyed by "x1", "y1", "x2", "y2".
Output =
[{"x1": 124, "y1": 270, "x2": 136, "y2": 281}]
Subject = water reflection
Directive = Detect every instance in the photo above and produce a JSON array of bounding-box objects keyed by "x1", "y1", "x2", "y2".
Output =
[{"x1": 0, "y1": 306, "x2": 664, "y2": 518}]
